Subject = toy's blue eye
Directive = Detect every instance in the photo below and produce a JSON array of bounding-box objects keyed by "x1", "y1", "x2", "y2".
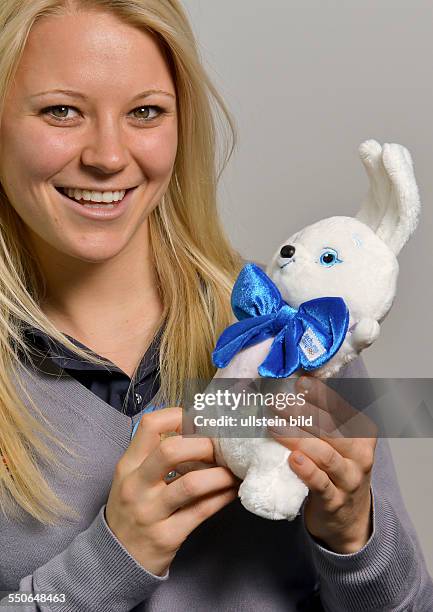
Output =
[{"x1": 319, "y1": 248, "x2": 342, "y2": 267}]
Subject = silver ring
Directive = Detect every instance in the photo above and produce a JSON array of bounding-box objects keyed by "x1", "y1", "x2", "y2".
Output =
[{"x1": 164, "y1": 470, "x2": 178, "y2": 481}]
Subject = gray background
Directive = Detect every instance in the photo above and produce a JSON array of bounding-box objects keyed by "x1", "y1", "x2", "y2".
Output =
[{"x1": 182, "y1": 0, "x2": 433, "y2": 574}]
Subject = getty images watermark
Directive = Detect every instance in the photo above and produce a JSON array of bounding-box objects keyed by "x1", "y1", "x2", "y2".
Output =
[
  {"x1": 181, "y1": 378, "x2": 433, "y2": 438},
  {"x1": 181, "y1": 379, "x2": 320, "y2": 438},
  {"x1": 192, "y1": 388, "x2": 312, "y2": 429}
]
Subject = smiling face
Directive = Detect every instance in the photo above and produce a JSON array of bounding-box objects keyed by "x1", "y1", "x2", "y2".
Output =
[
  {"x1": 267, "y1": 216, "x2": 399, "y2": 323},
  {"x1": 0, "y1": 9, "x2": 178, "y2": 263}
]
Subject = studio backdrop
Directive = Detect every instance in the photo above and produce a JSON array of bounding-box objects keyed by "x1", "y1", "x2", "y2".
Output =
[{"x1": 183, "y1": 0, "x2": 433, "y2": 574}]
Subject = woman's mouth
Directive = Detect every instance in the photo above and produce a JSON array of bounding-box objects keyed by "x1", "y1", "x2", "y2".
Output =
[
  {"x1": 54, "y1": 184, "x2": 139, "y2": 220},
  {"x1": 55, "y1": 186, "x2": 133, "y2": 208}
]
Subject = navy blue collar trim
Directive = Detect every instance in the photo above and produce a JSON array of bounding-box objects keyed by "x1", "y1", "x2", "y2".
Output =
[{"x1": 21, "y1": 323, "x2": 163, "y2": 380}]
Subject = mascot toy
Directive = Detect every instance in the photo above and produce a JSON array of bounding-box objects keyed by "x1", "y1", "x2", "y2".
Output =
[{"x1": 207, "y1": 139, "x2": 421, "y2": 520}]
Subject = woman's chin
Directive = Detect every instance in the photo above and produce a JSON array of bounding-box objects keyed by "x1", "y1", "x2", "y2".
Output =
[
  {"x1": 70, "y1": 246, "x2": 129, "y2": 263},
  {"x1": 51, "y1": 237, "x2": 133, "y2": 264}
]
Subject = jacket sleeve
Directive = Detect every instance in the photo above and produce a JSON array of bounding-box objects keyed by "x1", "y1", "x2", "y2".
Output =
[
  {"x1": 0, "y1": 505, "x2": 169, "y2": 612},
  {"x1": 305, "y1": 358, "x2": 433, "y2": 611}
]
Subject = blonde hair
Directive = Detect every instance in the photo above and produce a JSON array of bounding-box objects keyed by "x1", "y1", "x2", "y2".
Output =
[{"x1": 0, "y1": 0, "x2": 243, "y2": 524}]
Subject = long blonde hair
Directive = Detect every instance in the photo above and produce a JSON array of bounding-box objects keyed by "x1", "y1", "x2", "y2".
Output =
[{"x1": 0, "y1": 0, "x2": 243, "y2": 524}]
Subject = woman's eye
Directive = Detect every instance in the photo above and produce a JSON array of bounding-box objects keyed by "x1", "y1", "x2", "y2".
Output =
[
  {"x1": 131, "y1": 105, "x2": 163, "y2": 121},
  {"x1": 42, "y1": 105, "x2": 79, "y2": 121},
  {"x1": 319, "y1": 248, "x2": 342, "y2": 267}
]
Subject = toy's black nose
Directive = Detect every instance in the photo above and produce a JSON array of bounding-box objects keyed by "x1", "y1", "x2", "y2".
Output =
[{"x1": 280, "y1": 244, "x2": 296, "y2": 259}]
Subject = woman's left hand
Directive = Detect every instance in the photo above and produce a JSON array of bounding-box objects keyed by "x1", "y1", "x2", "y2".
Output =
[{"x1": 269, "y1": 375, "x2": 378, "y2": 554}]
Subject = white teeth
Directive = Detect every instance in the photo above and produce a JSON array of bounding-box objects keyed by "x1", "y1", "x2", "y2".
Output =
[
  {"x1": 102, "y1": 191, "x2": 115, "y2": 203},
  {"x1": 90, "y1": 192, "x2": 103, "y2": 202},
  {"x1": 63, "y1": 188, "x2": 126, "y2": 203}
]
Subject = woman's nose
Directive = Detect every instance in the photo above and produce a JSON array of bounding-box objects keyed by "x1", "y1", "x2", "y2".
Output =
[
  {"x1": 80, "y1": 122, "x2": 129, "y2": 174},
  {"x1": 280, "y1": 244, "x2": 296, "y2": 258}
]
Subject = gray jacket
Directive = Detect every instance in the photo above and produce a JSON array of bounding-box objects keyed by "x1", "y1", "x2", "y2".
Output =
[{"x1": 0, "y1": 354, "x2": 432, "y2": 612}]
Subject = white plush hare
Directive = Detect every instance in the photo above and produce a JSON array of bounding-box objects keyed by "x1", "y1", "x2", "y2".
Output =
[{"x1": 208, "y1": 139, "x2": 421, "y2": 521}]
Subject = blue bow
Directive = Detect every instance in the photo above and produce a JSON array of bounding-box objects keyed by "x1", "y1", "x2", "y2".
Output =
[{"x1": 212, "y1": 264, "x2": 349, "y2": 378}]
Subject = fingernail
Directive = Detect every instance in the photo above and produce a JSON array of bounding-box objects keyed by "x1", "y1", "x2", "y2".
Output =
[
  {"x1": 299, "y1": 376, "x2": 313, "y2": 392},
  {"x1": 292, "y1": 452, "x2": 304, "y2": 465}
]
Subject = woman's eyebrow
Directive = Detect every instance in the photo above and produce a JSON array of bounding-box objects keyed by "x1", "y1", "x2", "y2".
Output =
[{"x1": 28, "y1": 88, "x2": 175, "y2": 100}]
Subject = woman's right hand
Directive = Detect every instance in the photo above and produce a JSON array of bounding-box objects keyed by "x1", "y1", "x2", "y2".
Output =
[{"x1": 105, "y1": 406, "x2": 240, "y2": 577}]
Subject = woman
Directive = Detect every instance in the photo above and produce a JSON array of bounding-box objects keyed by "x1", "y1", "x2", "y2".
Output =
[{"x1": 0, "y1": 1, "x2": 431, "y2": 610}]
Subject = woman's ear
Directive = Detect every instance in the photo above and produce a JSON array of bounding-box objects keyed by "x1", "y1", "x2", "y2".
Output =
[{"x1": 356, "y1": 139, "x2": 421, "y2": 256}]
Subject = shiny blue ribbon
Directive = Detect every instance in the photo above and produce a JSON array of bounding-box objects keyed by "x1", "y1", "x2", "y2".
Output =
[{"x1": 212, "y1": 264, "x2": 349, "y2": 378}]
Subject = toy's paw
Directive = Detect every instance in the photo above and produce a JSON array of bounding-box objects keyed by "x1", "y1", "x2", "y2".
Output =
[
  {"x1": 239, "y1": 455, "x2": 309, "y2": 521},
  {"x1": 351, "y1": 318, "x2": 380, "y2": 350}
]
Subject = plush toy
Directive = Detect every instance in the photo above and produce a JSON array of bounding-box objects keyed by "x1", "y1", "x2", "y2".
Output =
[{"x1": 207, "y1": 139, "x2": 421, "y2": 521}]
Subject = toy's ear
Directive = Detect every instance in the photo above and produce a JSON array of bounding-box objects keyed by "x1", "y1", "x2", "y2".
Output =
[{"x1": 356, "y1": 139, "x2": 421, "y2": 255}]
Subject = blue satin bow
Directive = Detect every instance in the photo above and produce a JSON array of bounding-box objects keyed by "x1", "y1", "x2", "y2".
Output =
[{"x1": 212, "y1": 263, "x2": 349, "y2": 378}]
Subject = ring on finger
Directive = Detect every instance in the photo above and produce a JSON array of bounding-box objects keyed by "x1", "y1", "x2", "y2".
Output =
[{"x1": 164, "y1": 470, "x2": 178, "y2": 482}]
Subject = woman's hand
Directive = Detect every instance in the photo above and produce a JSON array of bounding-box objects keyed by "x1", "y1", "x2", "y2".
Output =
[
  {"x1": 270, "y1": 376, "x2": 377, "y2": 554},
  {"x1": 105, "y1": 406, "x2": 240, "y2": 576}
]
